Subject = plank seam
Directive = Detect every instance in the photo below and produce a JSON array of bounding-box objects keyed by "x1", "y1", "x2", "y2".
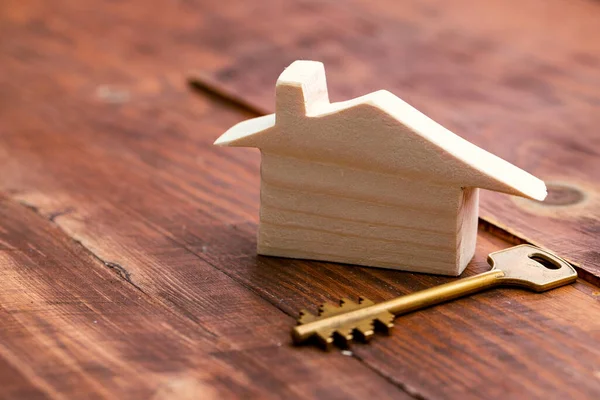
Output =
[
  {"x1": 187, "y1": 71, "x2": 269, "y2": 116},
  {"x1": 14, "y1": 198, "x2": 149, "y2": 295},
  {"x1": 11, "y1": 196, "x2": 223, "y2": 339},
  {"x1": 351, "y1": 351, "x2": 428, "y2": 400}
]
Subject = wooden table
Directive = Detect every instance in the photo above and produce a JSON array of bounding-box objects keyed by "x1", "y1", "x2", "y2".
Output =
[{"x1": 1, "y1": 0, "x2": 600, "y2": 398}]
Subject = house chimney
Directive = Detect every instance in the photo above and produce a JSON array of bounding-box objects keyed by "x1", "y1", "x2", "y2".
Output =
[{"x1": 276, "y1": 60, "x2": 330, "y2": 121}]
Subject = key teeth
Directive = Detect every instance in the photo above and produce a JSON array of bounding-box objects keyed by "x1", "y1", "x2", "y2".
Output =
[
  {"x1": 316, "y1": 317, "x2": 385, "y2": 348},
  {"x1": 358, "y1": 296, "x2": 374, "y2": 306},
  {"x1": 318, "y1": 302, "x2": 338, "y2": 316},
  {"x1": 306, "y1": 297, "x2": 376, "y2": 315},
  {"x1": 354, "y1": 320, "x2": 376, "y2": 342},
  {"x1": 334, "y1": 331, "x2": 354, "y2": 349},
  {"x1": 339, "y1": 297, "x2": 357, "y2": 307},
  {"x1": 297, "y1": 309, "x2": 317, "y2": 324},
  {"x1": 319, "y1": 297, "x2": 367, "y2": 318},
  {"x1": 374, "y1": 311, "x2": 395, "y2": 333},
  {"x1": 295, "y1": 297, "x2": 389, "y2": 348},
  {"x1": 316, "y1": 329, "x2": 335, "y2": 350}
]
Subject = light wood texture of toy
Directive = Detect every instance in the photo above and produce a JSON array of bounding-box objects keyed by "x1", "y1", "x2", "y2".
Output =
[{"x1": 215, "y1": 60, "x2": 547, "y2": 276}]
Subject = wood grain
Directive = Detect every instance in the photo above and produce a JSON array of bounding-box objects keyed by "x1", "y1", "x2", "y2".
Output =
[
  {"x1": 0, "y1": 196, "x2": 407, "y2": 400},
  {"x1": 188, "y1": 0, "x2": 600, "y2": 282},
  {"x1": 1, "y1": 0, "x2": 600, "y2": 399}
]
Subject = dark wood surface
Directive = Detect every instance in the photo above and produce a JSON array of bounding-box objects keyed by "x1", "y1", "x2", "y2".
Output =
[
  {"x1": 191, "y1": 0, "x2": 600, "y2": 282},
  {"x1": 1, "y1": 0, "x2": 599, "y2": 399}
]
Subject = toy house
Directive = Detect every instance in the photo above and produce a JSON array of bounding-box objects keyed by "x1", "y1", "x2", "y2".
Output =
[{"x1": 214, "y1": 60, "x2": 547, "y2": 276}]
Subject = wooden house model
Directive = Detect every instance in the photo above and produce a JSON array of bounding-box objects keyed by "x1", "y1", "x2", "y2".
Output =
[{"x1": 214, "y1": 60, "x2": 547, "y2": 276}]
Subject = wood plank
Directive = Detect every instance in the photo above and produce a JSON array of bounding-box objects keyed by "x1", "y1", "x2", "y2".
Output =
[
  {"x1": 0, "y1": 196, "x2": 213, "y2": 399},
  {"x1": 186, "y1": 0, "x2": 600, "y2": 281},
  {"x1": 0, "y1": 197, "x2": 406, "y2": 399},
  {"x1": 3, "y1": 115, "x2": 600, "y2": 397},
  {"x1": 1, "y1": 0, "x2": 600, "y2": 398},
  {"x1": 0, "y1": 2, "x2": 412, "y2": 399},
  {"x1": 3, "y1": 124, "x2": 600, "y2": 398}
]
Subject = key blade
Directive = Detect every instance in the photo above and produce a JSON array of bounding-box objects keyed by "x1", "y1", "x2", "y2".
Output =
[
  {"x1": 293, "y1": 297, "x2": 377, "y2": 347},
  {"x1": 488, "y1": 244, "x2": 577, "y2": 292}
]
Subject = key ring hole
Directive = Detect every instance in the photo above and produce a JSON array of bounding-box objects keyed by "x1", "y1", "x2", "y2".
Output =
[{"x1": 528, "y1": 253, "x2": 561, "y2": 270}]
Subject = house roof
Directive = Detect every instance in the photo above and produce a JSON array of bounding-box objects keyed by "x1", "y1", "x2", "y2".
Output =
[{"x1": 214, "y1": 61, "x2": 547, "y2": 201}]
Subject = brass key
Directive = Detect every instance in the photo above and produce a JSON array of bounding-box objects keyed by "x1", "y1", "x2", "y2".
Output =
[{"x1": 292, "y1": 245, "x2": 577, "y2": 349}]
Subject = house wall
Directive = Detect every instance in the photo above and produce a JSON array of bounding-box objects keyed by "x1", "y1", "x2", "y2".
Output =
[
  {"x1": 257, "y1": 152, "x2": 478, "y2": 275},
  {"x1": 456, "y1": 187, "x2": 479, "y2": 274}
]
